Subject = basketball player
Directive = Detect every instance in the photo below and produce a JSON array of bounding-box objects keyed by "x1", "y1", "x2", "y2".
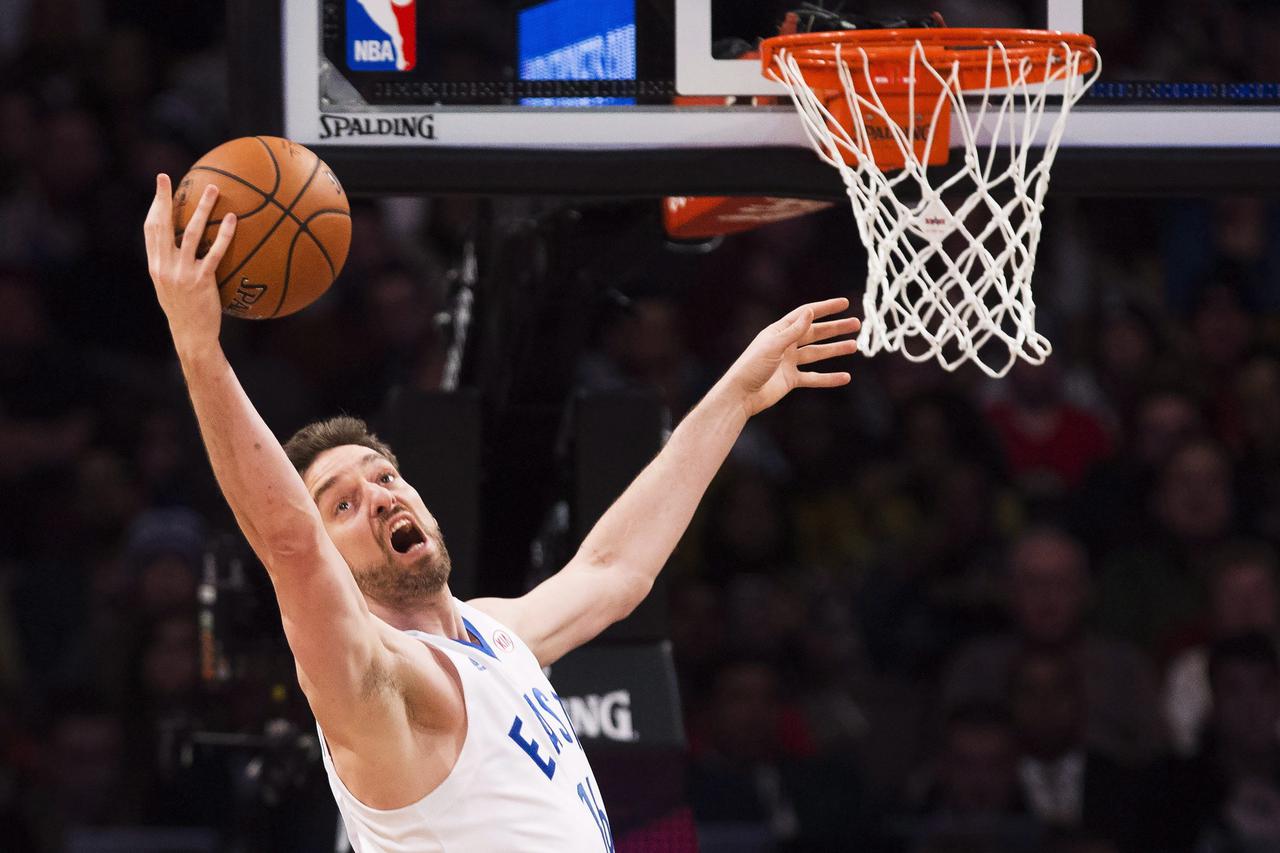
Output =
[{"x1": 143, "y1": 178, "x2": 860, "y2": 851}]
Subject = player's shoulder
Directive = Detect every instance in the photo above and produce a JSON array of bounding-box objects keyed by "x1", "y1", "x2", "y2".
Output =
[
  {"x1": 305, "y1": 627, "x2": 460, "y2": 752},
  {"x1": 460, "y1": 596, "x2": 517, "y2": 630},
  {"x1": 460, "y1": 597, "x2": 532, "y2": 658}
]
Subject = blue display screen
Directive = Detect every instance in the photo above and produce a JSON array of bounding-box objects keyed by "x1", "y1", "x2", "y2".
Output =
[{"x1": 518, "y1": 0, "x2": 636, "y2": 106}]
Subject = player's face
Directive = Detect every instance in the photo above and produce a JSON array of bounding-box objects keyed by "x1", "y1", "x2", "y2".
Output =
[{"x1": 303, "y1": 444, "x2": 451, "y2": 608}]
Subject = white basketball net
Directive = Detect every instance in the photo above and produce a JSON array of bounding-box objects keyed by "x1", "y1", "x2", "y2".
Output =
[{"x1": 770, "y1": 37, "x2": 1101, "y2": 377}]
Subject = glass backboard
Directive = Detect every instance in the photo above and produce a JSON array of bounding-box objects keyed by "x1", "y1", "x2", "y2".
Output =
[{"x1": 231, "y1": 0, "x2": 1280, "y2": 195}]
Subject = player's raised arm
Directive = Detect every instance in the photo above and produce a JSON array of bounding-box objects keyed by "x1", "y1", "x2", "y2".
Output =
[
  {"x1": 473, "y1": 299, "x2": 860, "y2": 665},
  {"x1": 142, "y1": 175, "x2": 389, "y2": 731}
]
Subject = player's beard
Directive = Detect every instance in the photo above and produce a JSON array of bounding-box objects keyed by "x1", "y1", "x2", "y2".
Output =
[{"x1": 352, "y1": 529, "x2": 452, "y2": 610}]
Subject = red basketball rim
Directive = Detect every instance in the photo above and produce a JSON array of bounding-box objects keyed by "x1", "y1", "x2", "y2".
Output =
[{"x1": 761, "y1": 28, "x2": 1098, "y2": 92}]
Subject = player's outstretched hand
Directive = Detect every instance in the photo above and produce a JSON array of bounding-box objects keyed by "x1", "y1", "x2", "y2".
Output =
[
  {"x1": 725, "y1": 297, "x2": 860, "y2": 417},
  {"x1": 143, "y1": 174, "x2": 236, "y2": 352}
]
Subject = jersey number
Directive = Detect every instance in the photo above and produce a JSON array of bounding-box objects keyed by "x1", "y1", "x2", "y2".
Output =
[{"x1": 578, "y1": 775, "x2": 614, "y2": 852}]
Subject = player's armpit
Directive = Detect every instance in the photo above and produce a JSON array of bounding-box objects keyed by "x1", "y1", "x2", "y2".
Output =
[
  {"x1": 272, "y1": 532, "x2": 462, "y2": 742},
  {"x1": 310, "y1": 634, "x2": 467, "y2": 812}
]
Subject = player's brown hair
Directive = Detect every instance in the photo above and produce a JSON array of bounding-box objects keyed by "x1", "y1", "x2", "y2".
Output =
[{"x1": 283, "y1": 415, "x2": 399, "y2": 476}]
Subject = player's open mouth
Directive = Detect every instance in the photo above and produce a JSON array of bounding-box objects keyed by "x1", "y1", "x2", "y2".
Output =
[{"x1": 388, "y1": 516, "x2": 426, "y2": 555}]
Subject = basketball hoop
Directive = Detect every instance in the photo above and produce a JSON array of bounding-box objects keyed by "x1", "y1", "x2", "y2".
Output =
[{"x1": 760, "y1": 28, "x2": 1101, "y2": 377}]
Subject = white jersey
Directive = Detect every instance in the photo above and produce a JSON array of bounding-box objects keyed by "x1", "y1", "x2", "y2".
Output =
[{"x1": 318, "y1": 599, "x2": 613, "y2": 853}]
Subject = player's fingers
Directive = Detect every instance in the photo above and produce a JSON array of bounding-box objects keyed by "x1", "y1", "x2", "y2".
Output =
[
  {"x1": 796, "y1": 369, "x2": 852, "y2": 388},
  {"x1": 142, "y1": 205, "x2": 159, "y2": 261},
  {"x1": 200, "y1": 213, "x2": 237, "y2": 273},
  {"x1": 800, "y1": 296, "x2": 851, "y2": 322},
  {"x1": 154, "y1": 173, "x2": 173, "y2": 223},
  {"x1": 802, "y1": 316, "x2": 861, "y2": 345},
  {"x1": 773, "y1": 306, "x2": 813, "y2": 349},
  {"x1": 796, "y1": 338, "x2": 858, "y2": 365},
  {"x1": 143, "y1": 174, "x2": 172, "y2": 259},
  {"x1": 181, "y1": 183, "x2": 219, "y2": 263}
]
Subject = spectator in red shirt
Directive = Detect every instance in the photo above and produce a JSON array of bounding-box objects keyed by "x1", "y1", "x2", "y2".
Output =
[{"x1": 986, "y1": 361, "x2": 1112, "y2": 500}]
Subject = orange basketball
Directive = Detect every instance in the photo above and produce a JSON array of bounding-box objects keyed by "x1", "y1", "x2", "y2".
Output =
[{"x1": 173, "y1": 136, "x2": 351, "y2": 320}]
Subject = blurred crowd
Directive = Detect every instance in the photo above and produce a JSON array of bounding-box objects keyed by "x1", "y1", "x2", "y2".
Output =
[
  {"x1": 4, "y1": 2, "x2": 1280, "y2": 853},
  {"x1": 1087, "y1": 0, "x2": 1280, "y2": 83},
  {"x1": 620, "y1": 190, "x2": 1280, "y2": 852}
]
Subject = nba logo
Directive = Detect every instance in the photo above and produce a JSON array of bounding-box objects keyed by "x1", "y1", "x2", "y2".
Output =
[{"x1": 347, "y1": 0, "x2": 417, "y2": 71}]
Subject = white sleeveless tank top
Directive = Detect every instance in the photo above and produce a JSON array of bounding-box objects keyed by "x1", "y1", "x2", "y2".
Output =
[{"x1": 318, "y1": 599, "x2": 613, "y2": 853}]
